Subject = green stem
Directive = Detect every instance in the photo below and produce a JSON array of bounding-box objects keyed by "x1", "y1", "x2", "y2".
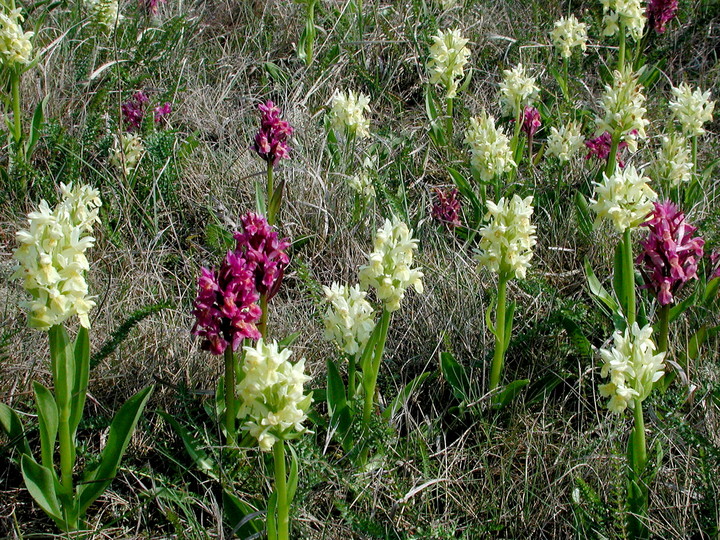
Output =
[
  {"x1": 273, "y1": 440, "x2": 289, "y2": 540},
  {"x1": 656, "y1": 303, "x2": 669, "y2": 355},
  {"x1": 691, "y1": 135, "x2": 698, "y2": 182},
  {"x1": 11, "y1": 70, "x2": 22, "y2": 145},
  {"x1": 623, "y1": 227, "x2": 636, "y2": 327},
  {"x1": 224, "y1": 346, "x2": 236, "y2": 447},
  {"x1": 489, "y1": 274, "x2": 508, "y2": 394},
  {"x1": 563, "y1": 57, "x2": 569, "y2": 100},
  {"x1": 511, "y1": 103, "x2": 523, "y2": 157},
  {"x1": 266, "y1": 163, "x2": 275, "y2": 225},
  {"x1": 445, "y1": 97, "x2": 454, "y2": 144},
  {"x1": 605, "y1": 131, "x2": 620, "y2": 178},
  {"x1": 259, "y1": 293, "x2": 268, "y2": 338},
  {"x1": 348, "y1": 353, "x2": 357, "y2": 401},
  {"x1": 629, "y1": 399, "x2": 648, "y2": 538},
  {"x1": 618, "y1": 23, "x2": 626, "y2": 72}
]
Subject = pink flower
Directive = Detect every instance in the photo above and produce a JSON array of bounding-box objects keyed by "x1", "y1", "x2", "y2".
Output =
[
  {"x1": 710, "y1": 251, "x2": 720, "y2": 280},
  {"x1": 233, "y1": 212, "x2": 290, "y2": 300},
  {"x1": 432, "y1": 188, "x2": 462, "y2": 227},
  {"x1": 140, "y1": 0, "x2": 166, "y2": 13},
  {"x1": 192, "y1": 251, "x2": 262, "y2": 355},
  {"x1": 585, "y1": 131, "x2": 628, "y2": 167},
  {"x1": 121, "y1": 91, "x2": 149, "y2": 131},
  {"x1": 253, "y1": 101, "x2": 293, "y2": 166},
  {"x1": 252, "y1": 101, "x2": 293, "y2": 166},
  {"x1": 647, "y1": 0, "x2": 679, "y2": 33},
  {"x1": 637, "y1": 201, "x2": 704, "y2": 306},
  {"x1": 521, "y1": 106, "x2": 541, "y2": 138},
  {"x1": 154, "y1": 102, "x2": 172, "y2": 123}
]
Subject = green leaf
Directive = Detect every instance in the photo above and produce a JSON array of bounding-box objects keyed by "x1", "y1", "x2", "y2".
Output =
[
  {"x1": 268, "y1": 177, "x2": 285, "y2": 223},
  {"x1": 264, "y1": 62, "x2": 288, "y2": 86},
  {"x1": 255, "y1": 180, "x2": 267, "y2": 216},
  {"x1": 24, "y1": 93, "x2": 49, "y2": 159},
  {"x1": 326, "y1": 359, "x2": 346, "y2": 415},
  {"x1": 574, "y1": 191, "x2": 593, "y2": 238},
  {"x1": 0, "y1": 402, "x2": 31, "y2": 457},
  {"x1": 78, "y1": 385, "x2": 154, "y2": 515},
  {"x1": 382, "y1": 372, "x2": 432, "y2": 420},
  {"x1": 457, "y1": 66, "x2": 473, "y2": 95},
  {"x1": 329, "y1": 403, "x2": 353, "y2": 451},
  {"x1": 701, "y1": 277, "x2": 720, "y2": 307},
  {"x1": 70, "y1": 326, "x2": 90, "y2": 438},
  {"x1": 157, "y1": 411, "x2": 217, "y2": 480},
  {"x1": 266, "y1": 491, "x2": 278, "y2": 540},
  {"x1": 493, "y1": 379, "x2": 530, "y2": 409},
  {"x1": 558, "y1": 316, "x2": 592, "y2": 358},
  {"x1": 584, "y1": 258, "x2": 619, "y2": 315},
  {"x1": 439, "y1": 351, "x2": 470, "y2": 402},
  {"x1": 33, "y1": 382, "x2": 58, "y2": 470},
  {"x1": 287, "y1": 444, "x2": 299, "y2": 504},
  {"x1": 359, "y1": 320, "x2": 383, "y2": 375},
  {"x1": 21, "y1": 454, "x2": 62, "y2": 524},
  {"x1": 485, "y1": 300, "x2": 496, "y2": 338},
  {"x1": 668, "y1": 291, "x2": 696, "y2": 323},
  {"x1": 222, "y1": 490, "x2": 263, "y2": 536},
  {"x1": 447, "y1": 166, "x2": 482, "y2": 230}
]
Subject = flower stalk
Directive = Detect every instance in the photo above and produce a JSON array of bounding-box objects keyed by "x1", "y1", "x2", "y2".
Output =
[
  {"x1": 623, "y1": 226, "x2": 636, "y2": 326},
  {"x1": 224, "y1": 346, "x2": 236, "y2": 447},
  {"x1": 273, "y1": 439, "x2": 289, "y2": 540},
  {"x1": 489, "y1": 274, "x2": 508, "y2": 393},
  {"x1": 629, "y1": 398, "x2": 649, "y2": 539}
]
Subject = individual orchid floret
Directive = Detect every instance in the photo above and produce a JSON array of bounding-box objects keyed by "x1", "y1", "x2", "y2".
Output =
[
  {"x1": 499, "y1": 63, "x2": 540, "y2": 118},
  {"x1": 546, "y1": 121, "x2": 584, "y2": 162},
  {"x1": 154, "y1": 102, "x2": 172, "y2": 124},
  {"x1": 358, "y1": 218, "x2": 424, "y2": 312},
  {"x1": 110, "y1": 132, "x2": 144, "y2": 176},
  {"x1": 598, "y1": 323, "x2": 665, "y2": 414},
  {"x1": 191, "y1": 251, "x2": 262, "y2": 355},
  {"x1": 646, "y1": 0, "x2": 679, "y2": 33},
  {"x1": 595, "y1": 67, "x2": 648, "y2": 153},
  {"x1": 585, "y1": 131, "x2": 629, "y2": 167},
  {"x1": 322, "y1": 283, "x2": 376, "y2": 356},
  {"x1": 121, "y1": 91, "x2": 149, "y2": 130},
  {"x1": 650, "y1": 134, "x2": 693, "y2": 187},
  {"x1": 711, "y1": 252, "x2": 720, "y2": 281},
  {"x1": 464, "y1": 111, "x2": 516, "y2": 181},
  {"x1": 427, "y1": 28, "x2": 471, "y2": 99},
  {"x1": 432, "y1": 187, "x2": 462, "y2": 227},
  {"x1": 237, "y1": 339, "x2": 312, "y2": 452},
  {"x1": 233, "y1": 212, "x2": 290, "y2": 300},
  {"x1": 0, "y1": 7, "x2": 33, "y2": 67},
  {"x1": 590, "y1": 165, "x2": 657, "y2": 233},
  {"x1": 252, "y1": 100, "x2": 293, "y2": 166},
  {"x1": 669, "y1": 83, "x2": 715, "y2": 137},
  {"x1": 476, "y1": 194, "x2": 537, "y2": 280},
  {"x1": 601, "y1": 0, "x2": 646, "y2": 41},
  {"x1": 329, "y1": 89, "x2": 371, "y2": 139},
  {"x1": 85, "y1": 0, "x2": 121, "y2": 33},
  {"x1": 550, "y1": 15, "x2": 588, "y2": 59},
  {"x1": 12, "y1": 183, "x2": 102, "y2": 329},
  {"x1": 637, "y1": 201, "x2": 704, "y2": 306},
  {"x1": 520, "y1": 106, "x2": 541, "y2": 138}
]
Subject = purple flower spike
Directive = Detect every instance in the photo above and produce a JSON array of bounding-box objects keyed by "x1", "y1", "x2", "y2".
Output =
[
  {"x1": 233, "y1": 212, "x2": 291, "y2": 299},
  {"x1": 521, "y1": 106, "x2": 541, "y2": 138},
  {"x1": 121, "y1": 91, "x2": 149, "y2": 131},
  {"x1": 192, "y1": 251, "x2": 262, "y2": 355},
  {"x1": 710, "y1": 251, "x2": 720, "y2": 281},
  {"x1": 154, "y1": 102, "x2": 172, "y2": 123},
  {"x1": 432, "y1": 188, "x2": 462, "y2": 227},
  {"x1": 585, "y1": 131, "x2": 628, "y2": 168},
  {"x1": 647, "y1": 0, "x2": 679, "y2": 33},
  {"x1": 637, "y1": 201, "x2": 705, "y2": 306},
  {"x1": 252, "y1": 101, "x2": 293, "y2": 166}
]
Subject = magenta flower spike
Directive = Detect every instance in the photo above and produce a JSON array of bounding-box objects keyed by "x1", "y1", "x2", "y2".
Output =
[
  {"x1": 252, "y1": 100, "x2": 293, "y2": 166},
  {"x1": 647, "y1": 0, "x2": 679, "y2": 33},
  {"x1": 585, "y1": 131, "x2": 629, "y2": 167},
  {"x1": 121, "y1": 91, "x2": 149, "y2": 131},
  {"x1": 521, "y1": 106, "x2": 541, "y2": 138},
  {"x1": 154, "y1": 102, "x2": 172, "y2": 123},
  {"x1": 192, "y1": 251, "x2": 263, "y2": 355},
  {"x1": 233, "y1": 212, "x2": 291, "y2": 300},
  {"x1": 637, "y1": 201, "x2": 705, "y2": 306},
  {"x1": 710, "y1": 252, "x2": 720, "y2": 280},
  {"x1": 140, "y1": 0, "x2": 166, "y2": 14},
  {"x1": 432, "y1": 188, "x2": 462, "y2": 227}
]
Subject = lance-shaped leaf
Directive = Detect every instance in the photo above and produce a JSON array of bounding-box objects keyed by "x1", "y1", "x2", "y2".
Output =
[
  {"x1": 33, "y1": 382, "x2": 58, "y2": 469},
  {"x1": 21, "y1": 454, "x2": 63, "y2": 525},
  {"x1": 77, "y1": 385, "x2": 153, "y2": 515},
  {"x1": 0, "y1": 403, "x2": 31, "y2": 457},
  {"x1": 70, "y1": 326, "x2": 90, "y2": 438}
]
